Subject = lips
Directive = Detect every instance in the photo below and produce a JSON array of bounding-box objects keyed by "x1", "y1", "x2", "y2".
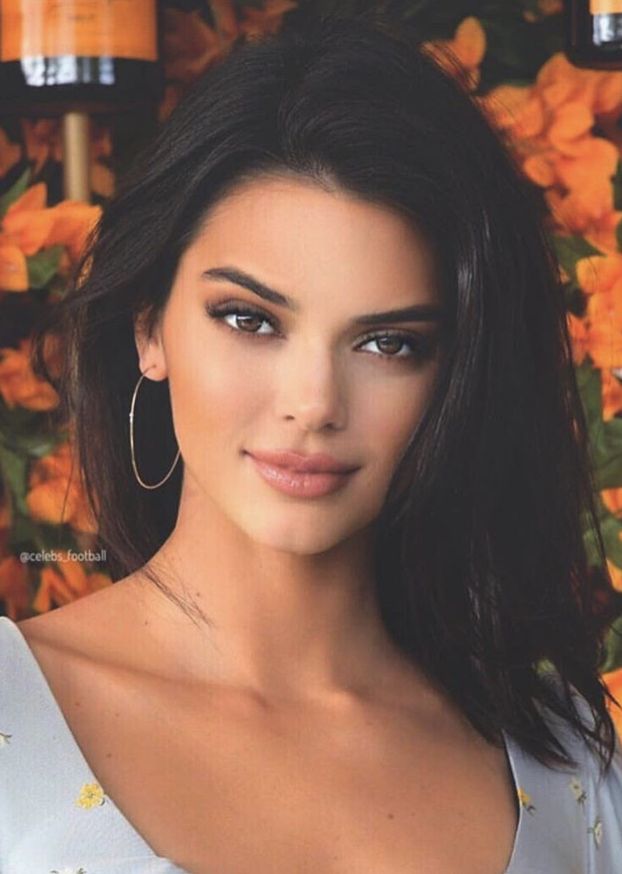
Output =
[
  {"x1": 246, "y1": 452, "x2": 358, "y2": 498},
  {"x1": 246, "y1": 449, "x2": 359, "y2": 474}
]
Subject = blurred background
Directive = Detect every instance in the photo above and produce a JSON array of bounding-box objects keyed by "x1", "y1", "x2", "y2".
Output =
[{"x1": 1, "y1": 0, "x2": 622, "y2": 734}]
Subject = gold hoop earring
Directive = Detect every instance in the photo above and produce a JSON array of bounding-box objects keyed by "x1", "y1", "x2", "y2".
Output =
[{"x1": 129, "y1": 371, "x2": 181, "y2": 490}]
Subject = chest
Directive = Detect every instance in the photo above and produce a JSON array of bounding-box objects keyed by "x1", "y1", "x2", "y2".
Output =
[{"x1": 38, "y1": 652, "x2": 520, "y2": 874}]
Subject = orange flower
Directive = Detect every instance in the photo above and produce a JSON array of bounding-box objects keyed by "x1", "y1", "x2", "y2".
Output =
[
  {"x1": 582, "y1": 209, "x2": 622, "y2": 256},
  {"x1": 524, "y1": 0, "x2": 563, "y2": 19},
  {"x1": 585, "y1": 288, "x2": 622, "y2": 369},
  {"x1": 0, "y1": 496, "x2": 11, "y2": 531},
  {"x1": 601, "y1": 370, "x2": 622, "y2": 420},
  {"x1": 209, "y1": 0, "x2": 239, "y2": 43},
  {"x1": 0, "y1": 339, "x2": 58, "y2": 411},
  {"x1": 239, "y1": 0, "x2": 298, "y2": 38},
  {"x1": 26, "y1": 441, "x2": 97, "y2": 533},
  {"x1": 42, "y1": 201, "x2": 101, "y2": 262},
  {"x1": 0, "y1": 241, "x2": 28, "y2": 291},
  {"x1": 565, "y1": 256, "x2": 622, "y2": 368},
  {"x1": 162, "y1": 8, "x2": 222, "y2": 85},
  {"x1": 86, "y1": 571, "x2": 113, "y2": 592},
  {"x1": 91, "y1": 161, "x2": 114, "y2": 199},
  {"x1": 0, "y1": 182, "x2": 101, "y2": 269},
  {"x1": 1, "y1": 181, "x2": 55, "y2": 256},
  {"x1": 20, "y1": 117, "x2": 112, "y2": 176},
  {"x1": 422, "y1": 17, "x2": 486, "y2": 91},
  {"x1": 601, "y1": 486, "x2": 622, "y2": 515},
  {"x1": 5, "y1": 182, "x2": 47, "y2": 214},
  {"x1": 0, "y1": 554, "x2": 31, "y2": 620},
  {"x1": 20, "y1": 119, "x2": 62, "y2": 174},
  {"x1": 32, "y1": 553, "x2": 107, "y2": 612},
  {"x1": 607, "y1": 558, "x2": 622, "y2": 592},
  {"x1": 480, "y1": 52, "x2": 622, "y2": 240},
  {"x1": 157, "y1": 83, "x2": 186, "y2": 123},
  {"x1": 576, "y1": 253, "x2": 622, "y2": 296}
]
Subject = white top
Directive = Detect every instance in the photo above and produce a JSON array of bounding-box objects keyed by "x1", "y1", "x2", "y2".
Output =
[{"x1": 0, "y1": 614, "x2": 621, "y2": 873}]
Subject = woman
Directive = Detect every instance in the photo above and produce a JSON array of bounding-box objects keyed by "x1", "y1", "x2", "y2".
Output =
[{"x1": 0, "y1": 10, "x2": 620, "y2": 874}]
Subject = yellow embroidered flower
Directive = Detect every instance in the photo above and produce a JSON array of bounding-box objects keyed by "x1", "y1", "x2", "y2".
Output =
[
  {"x1": 75, "y1": 782, "x2": 105, "y2": 809},
  {"x1": 588, "y1": 815, "x2": 603, "y2": 848},
  {"x1": 569, "y1": 776, "x2": 587, "y2": 805},
  {"x1": 517, "y1": 786, "x2": 537, "y2": 813}
]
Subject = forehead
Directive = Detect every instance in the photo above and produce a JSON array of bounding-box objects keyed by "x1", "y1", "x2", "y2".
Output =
[{"x1": 181, "y1": 175, "x2": 439, "y2": 303}]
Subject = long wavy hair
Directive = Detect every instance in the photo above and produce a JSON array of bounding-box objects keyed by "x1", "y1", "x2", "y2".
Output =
[{"x1": 32, "y1": 9, "x2": 622, "y2": 776}]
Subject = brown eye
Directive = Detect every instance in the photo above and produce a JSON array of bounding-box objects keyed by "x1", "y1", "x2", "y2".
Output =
[
  {"x1": 232, "y1": 313, "x2": 265, "y2": 332},
  {"x1": 205, "y1": 299, "x2": 438, "y2": 366},
  {"x1": 358, "y1": 331, "x2": 438, "y2": 364},
  {"x1": 205, "y1": 302, "x2": 278, "y2": 336},
  {"x1": 375, "y1": 335, "x2": 404, "y2": 356}
]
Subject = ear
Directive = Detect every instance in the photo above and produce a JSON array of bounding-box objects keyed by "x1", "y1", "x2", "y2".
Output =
[{"x1": 134, "y1": 308, "x2": 168, "y2": 382}]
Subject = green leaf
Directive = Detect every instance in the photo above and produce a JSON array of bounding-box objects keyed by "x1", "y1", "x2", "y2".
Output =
[
  {"x1": 600, "y1": 613, "x2": 622, "y2": 674},
  {"x1": 0, "y1": 443, "x2": 29, "y2": 516},
  {"x1": 0, "y1": 166, "x2": 32, "y2": 221},
  {"x1": 552, "y1": 235, "x2": 603, "y2": 283},
  {"x1": 594, "y1": 512, "x2": 622, "y2": 568},
  {"x1": 576, "y1": 360, "x2": 603, "y2": 424},
  {"x1": 0, "y1": 399, "x2": 64, "y2": 458},
  {"x1": 583, "y1": 523, "x2": 604, "y2": 568},
  {"x1": 7, "y1": 513, "x2": 41, "y2": 551},
  {"x1": 574, "y1": 363, "x2": 622, "y2": 489},
  {"x1": 592, "y1": 421, "x2": 622, "y2": 490},
  {"x1": 26, "y1": 245, "x2": 63, "y2": 290}
]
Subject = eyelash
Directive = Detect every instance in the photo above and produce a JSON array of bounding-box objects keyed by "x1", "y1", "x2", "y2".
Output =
[{"x1": 204, "y1": 301, "x2": 438, "y2": 365}]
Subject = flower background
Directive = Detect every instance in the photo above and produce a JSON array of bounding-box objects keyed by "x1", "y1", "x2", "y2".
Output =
[{"x1": 0, "y1": 0, "x2": 621, "y2": 734}]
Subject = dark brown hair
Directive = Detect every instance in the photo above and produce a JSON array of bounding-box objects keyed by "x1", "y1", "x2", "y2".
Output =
[{"x1": 32, "y1": 10, "x2": 622, "y2": 777}]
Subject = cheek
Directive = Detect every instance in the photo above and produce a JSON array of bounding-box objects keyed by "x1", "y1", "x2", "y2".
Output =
[
  {"x1": 165, "y1": 333, "x2": 268, "y2": 456},
  {"x1": 364, "y1": 375, "x2": 434, "y2": 473}
]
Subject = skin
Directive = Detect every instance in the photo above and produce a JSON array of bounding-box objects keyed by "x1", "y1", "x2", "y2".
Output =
[
  {"x1": 15, "y1": 175, "x2": 521, "y2": 872},
  {"x1": 129, "y1": 173, "x2": 445, "y2": 706}
]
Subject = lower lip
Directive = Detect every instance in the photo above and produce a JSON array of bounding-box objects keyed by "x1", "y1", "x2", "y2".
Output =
[{"x1": 246, "y1": 454, "x2": 357, "y2": 498}]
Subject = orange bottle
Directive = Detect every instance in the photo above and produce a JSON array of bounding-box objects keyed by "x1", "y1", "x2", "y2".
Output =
[
  {"x1": 0, "y1": 0, "x2": 162, "y2": 114},
  {"x1": 565, "y1": 0, "x2": 622, "y2": 69}
]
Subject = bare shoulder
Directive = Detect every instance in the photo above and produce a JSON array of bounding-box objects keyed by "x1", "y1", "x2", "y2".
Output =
[{"x1": 15, "y1": 572, "x2": 150, "y2": 666}]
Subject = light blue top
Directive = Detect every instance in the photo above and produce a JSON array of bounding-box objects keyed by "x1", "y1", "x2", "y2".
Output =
[{"x1": 0, "y1": 614, "x2": 621, "y2": 873}]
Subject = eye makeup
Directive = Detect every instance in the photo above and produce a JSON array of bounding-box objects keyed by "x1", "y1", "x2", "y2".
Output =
[{"x1": 203, "y1": 298, "x2": 441, "y2": 366}]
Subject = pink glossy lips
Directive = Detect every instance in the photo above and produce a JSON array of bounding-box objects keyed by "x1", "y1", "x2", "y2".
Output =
[{"x1": 245, "y1": 450, "x2": 359, "y2": 498}]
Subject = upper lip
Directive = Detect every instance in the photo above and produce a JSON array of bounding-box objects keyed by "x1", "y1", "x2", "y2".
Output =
[{"x1": 247, "y1": 449, "x2": 359, "y2": 474}]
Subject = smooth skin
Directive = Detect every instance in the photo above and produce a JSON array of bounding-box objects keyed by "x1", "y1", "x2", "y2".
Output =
[{"x1": 18, "y1": 176, "x2": 519, "y2": 873}]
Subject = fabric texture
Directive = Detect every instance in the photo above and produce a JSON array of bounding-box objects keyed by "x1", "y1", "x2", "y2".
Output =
[{"x1": 0, "y1": 614, "x2": 621, "y2": 873}]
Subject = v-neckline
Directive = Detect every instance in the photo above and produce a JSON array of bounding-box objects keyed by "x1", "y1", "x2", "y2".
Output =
[{"x1": 2, "y1": 615, "x2": 526, "y2": 874}]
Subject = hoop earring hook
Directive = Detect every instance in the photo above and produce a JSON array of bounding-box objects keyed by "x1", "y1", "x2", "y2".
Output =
[{"x1": 129, "y1": 371, "x2": 181, "y2": 490}]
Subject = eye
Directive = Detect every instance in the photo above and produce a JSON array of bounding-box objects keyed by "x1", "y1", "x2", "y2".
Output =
[
  {"x1": 205, "y1": 302, "x2": 278, "y2": 336},
  {"x1": 204, "y1": 300, "x2": 438, "y2": 365},
  {"x1": 357, "y1": 331, "x2": 436, "y2": 363}
]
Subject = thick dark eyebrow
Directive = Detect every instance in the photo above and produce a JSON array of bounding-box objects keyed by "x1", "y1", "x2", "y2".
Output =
[{"x1": 200, "y1": 266, "x2": 446, "y2": 327}]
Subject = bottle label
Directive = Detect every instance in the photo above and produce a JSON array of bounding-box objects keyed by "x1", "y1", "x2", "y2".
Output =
[
  {"x1": 1, "y1": 0, "x2": 157, "y2": 61},
  {"x1": 591, "y1": 0, "x2": 622, "y2": 12}
]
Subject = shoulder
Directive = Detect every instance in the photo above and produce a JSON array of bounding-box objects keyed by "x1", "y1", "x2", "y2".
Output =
[{"x1": 8, "y1": 573, "x2": 153, "y2": 668}]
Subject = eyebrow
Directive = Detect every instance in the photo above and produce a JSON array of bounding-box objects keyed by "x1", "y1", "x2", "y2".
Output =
[{"x1": 200, "y1": 266, "x2": 446, "y2": 327}]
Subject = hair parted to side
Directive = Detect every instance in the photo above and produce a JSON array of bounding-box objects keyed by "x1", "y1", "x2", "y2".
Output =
[{"x1": 31, "y1": 8, "x2": 622, "y2": 776}]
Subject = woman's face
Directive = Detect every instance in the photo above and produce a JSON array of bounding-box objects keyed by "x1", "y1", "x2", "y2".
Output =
[{"x1": 135, "y1": 175, "x2": 445, "y2": 555}]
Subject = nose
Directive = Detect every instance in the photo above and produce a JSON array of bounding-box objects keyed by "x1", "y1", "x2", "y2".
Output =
[{"x1": 277, "y1": 342, "x2": 347, "y2": 432}]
